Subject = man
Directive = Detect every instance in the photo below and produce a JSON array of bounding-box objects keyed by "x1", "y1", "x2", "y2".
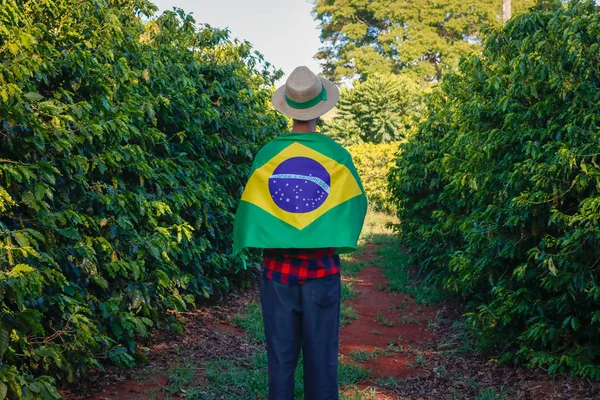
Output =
[{"x1": 233, "y1": 66, "x2": 367, "y2": 400}]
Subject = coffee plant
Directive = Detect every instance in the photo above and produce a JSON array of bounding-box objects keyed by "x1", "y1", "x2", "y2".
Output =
[
  {"x1": 0, "y1": 0, "x2": 286, "y2": 397},
  {"x1": 389, "y1": 0, "x2": 600, "y2": 379},
  {"x1": 347, "y1": 142, "x2": 398, "y2": 213}
]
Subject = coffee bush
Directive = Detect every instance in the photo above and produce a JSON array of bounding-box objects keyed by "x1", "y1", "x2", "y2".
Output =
[
  {"x1": 389, "y1": 1, "x2": 600, "y2": 379},
  {"x1": 347, "y1": 142, "x2": 398, "y2": 213},
  {"x1": 0, "y1": 0, "x2": 286, "y2": 397}
]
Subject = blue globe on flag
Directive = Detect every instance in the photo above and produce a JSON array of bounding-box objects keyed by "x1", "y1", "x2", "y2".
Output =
[{"x1": 269, "y1": 157, "x2": 330, "y2": 213}]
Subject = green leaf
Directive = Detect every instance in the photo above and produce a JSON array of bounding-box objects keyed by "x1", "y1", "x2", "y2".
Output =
[
  {"x1": 35, "y1": 183, "x2": 46, "y2": 201},
  {"x1": 29, "y1": 383, "x2": 41, "y2": 393},
  {"x1": 91, "y1": 274, "x2": 109, "y2": 289},
  {"x1": 13, "y1": 232, "x2": 30, "y2": 248},
  {"x1": 548, "y1": 258, "x2": 557, "y2": 276},
  {"x1": 8, "y1": 264, "x2": 35, "y2": 276},
  {"x1": 0, "y1": 328, "x2": 9, "y2": 358},
  {"x1": 36, "y1": 347, "x2": 56, "y2": 357},
  {"x1": 0, "y1": 382, "x2": 7, "y2": 400},
  {"x1": 59, "y1": 228, "x2": 81, "y2": 240},
  {"x1": 7, "y1": 42, "x2": 19, "y2": 55},
  {"x1": 24, "y1": 92, "x2": 44, "y2": 101}
]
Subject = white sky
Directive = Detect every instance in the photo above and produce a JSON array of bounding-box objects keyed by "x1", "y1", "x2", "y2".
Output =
[{"x1": 150, "y1": 0, "x2": 323, "y2": 85}]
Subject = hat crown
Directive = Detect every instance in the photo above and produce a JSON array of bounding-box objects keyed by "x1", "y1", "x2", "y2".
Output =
[{"x1": 285, "y1": 66, "x2": 323, "y2": 103}]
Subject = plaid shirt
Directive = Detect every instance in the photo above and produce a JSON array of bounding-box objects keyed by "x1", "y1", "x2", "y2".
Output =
[{"x1": 263, "y1": 248, "x2": 341, "y2": 285}]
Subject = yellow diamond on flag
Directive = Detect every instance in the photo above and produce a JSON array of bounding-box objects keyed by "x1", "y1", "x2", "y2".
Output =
[{"x1": 241, "y1": 142, "x2": 363, "y2": 230}]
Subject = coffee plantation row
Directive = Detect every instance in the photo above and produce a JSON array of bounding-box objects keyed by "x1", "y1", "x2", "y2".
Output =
[
  {"x1": 389, "y1": 1, "x2": 600, "y2": 381},
  {"x1": 0, "y1": 0, "x2": 286, "y2": 397}
]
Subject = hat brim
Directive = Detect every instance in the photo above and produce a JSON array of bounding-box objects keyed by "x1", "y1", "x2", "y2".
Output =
[{"x1": 272, "y1": 77, "x2": 340, "y2": 121}]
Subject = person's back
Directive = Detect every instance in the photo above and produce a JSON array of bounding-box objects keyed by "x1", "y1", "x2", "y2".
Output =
[{"x1": 233, "y1": 66, "x2": 367, "y2": 400}]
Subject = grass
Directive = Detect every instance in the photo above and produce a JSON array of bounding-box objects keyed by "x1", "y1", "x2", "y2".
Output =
[
  {"x1": 438, "y1": 320, "x2": 479, "y2": 358},
  {"x1": 341, "y1": 279, "x2": 357, "y2": 300},
  {"x1": 349, "y1": 349, "x2": 379, "y2": 363},
  {"x1": 197, "y1": 352, "x2": 276, "y2": 399},
  {"x1": 340, "y1": 386, "x2": 379, "y2": 400},
  {"x1": 348, "y1": 342, "x2": 403, "y2": 364},
  {"x1": 358, "y1": 212, "x2": 445, "y2": 306},
  {"x1": 375, "y1": 310, "x2": 395, "y2": 327},
  {"x1": 449, "y1": 380, "x2": 514, "y2": 400},
  {"x1": 395, "y1": 300, "x2": 409, "y2": 311},
  {"x1": 340, "y1": 251, "x2": 367, "y2": 277},
  {"x1": 376, "y1": 243, "x2": 444, "y2": 305},
  {"x1": 339, "y1": 361, "x2": 371, "y2": 386},
  {"x1": 163, "y1": 363, "x2": 196, "y2": 395},
  {"x1": 359, "y1": 211, "x2": 398, "y2": 244},
  {"x1": 400, "y1": 313, "x2": 422, "y2": 325},
  {"x1": 340, "y1": 303, "x2": 358, "y2": 326},
  {"x1": 408, "y1": 354, "x2": 427, "y2": 369},
  {"x1": 232, "y1": 301, "x2": 265, "y2": 343},
  {"x1": 341, "y1": 211, "x2": 396, "y2": 278},
  {"x1": 474, "y1": 387, "x2": 513, "y2": 400},
  {"x1": 385, "y1": 340, "x2": 403, "y2": 354},
  {"x1": 374, "y1": 376, "x2": 398, "y2": 386},
  {"x1": 198, "y1": 352, "x2": 372, "y2": 399}
]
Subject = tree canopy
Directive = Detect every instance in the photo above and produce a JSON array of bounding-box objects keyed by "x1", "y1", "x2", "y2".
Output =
[
  {"x1": 322, "y1": 74, "x2": 423, "y2": 144},
  {"x1": 313, "y1": 0, "x2": 538, "y2": 83}
]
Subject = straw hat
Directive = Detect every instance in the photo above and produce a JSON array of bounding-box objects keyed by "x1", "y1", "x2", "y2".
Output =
[{"x1": 272, "y1": 66, "x2": 340, "y2": 121}]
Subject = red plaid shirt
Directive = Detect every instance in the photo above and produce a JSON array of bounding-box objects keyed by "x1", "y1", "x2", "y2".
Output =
[{"x1": 263, "y1": 248, "x2": 341, "y2": 285}]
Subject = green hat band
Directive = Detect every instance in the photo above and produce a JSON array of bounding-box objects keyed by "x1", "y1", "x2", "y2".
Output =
[{"x1": 285, "y1": 85, "x2": 327, "y2": 109}]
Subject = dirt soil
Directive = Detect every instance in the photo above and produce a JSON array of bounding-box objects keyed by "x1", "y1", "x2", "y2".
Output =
[
  {"x1": 61, "y1": 241, "x2": 600, "y2": 400},
  {"x1": 339, "y1": 265, "x2": 435, "y2": 378},
  {"x1": 61, "y1": 289, "x2": 259, "y2": 400}
]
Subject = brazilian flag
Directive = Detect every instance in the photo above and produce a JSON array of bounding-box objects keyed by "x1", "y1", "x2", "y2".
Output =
[{"x1": 233, "y1": 132, "x2": 367, "y2": 255}]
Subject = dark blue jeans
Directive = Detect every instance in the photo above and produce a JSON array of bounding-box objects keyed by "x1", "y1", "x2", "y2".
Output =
[{"x1": 260, "y1": 273, "x2": 341, "y2": 400}]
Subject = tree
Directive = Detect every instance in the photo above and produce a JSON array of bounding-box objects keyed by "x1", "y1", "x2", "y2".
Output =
[
  {"x1": 313, "y1": 0, "x2": 537, "y2": 83},
  {"x1": 322, "y1": 74, "x2": 424, "y2": 145}
]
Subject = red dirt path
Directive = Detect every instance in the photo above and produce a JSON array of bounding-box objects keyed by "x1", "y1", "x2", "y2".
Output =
[
  {"x1": 63, "y1": 248, "x2": 437, "y2": 400},
  {"x1": 339, "y1": 265, "x2": 435, "y2": 381}
]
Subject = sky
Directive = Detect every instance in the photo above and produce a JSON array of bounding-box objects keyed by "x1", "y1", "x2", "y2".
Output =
[{"x1": 150, "y1": 0, "x2": 323, "y2": 85}]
